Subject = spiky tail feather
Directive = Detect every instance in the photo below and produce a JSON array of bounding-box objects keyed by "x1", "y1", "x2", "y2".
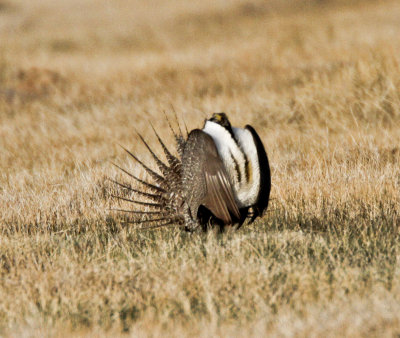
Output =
[
  {"x1": 163, "y1": 110, "x2": 186, "y2": 158},
  {"x1": 110, "y1": 120, "x2": 185, "y2": 229}
]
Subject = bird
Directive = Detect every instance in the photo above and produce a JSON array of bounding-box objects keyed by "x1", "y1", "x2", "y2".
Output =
[{"x1": 110, "y1": 112, "x2": 271, "y2": 231}]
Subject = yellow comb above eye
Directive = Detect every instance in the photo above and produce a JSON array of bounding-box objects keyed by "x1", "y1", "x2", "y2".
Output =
[{"x1": 213, "y1": 112, "x2": 225, "y2": 121}]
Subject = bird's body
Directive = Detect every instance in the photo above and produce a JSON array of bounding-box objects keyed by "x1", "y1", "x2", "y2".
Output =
[{"x1": 111, "y1": 113, "x2": 271, "y2": 231}]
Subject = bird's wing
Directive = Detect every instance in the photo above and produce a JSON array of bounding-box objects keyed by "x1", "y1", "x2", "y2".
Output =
[
  {"x1": 182, "y1": 129, "x2": 240, "y2": 225},
  {"x1": 245, "y1": 125, "x2": 271, "y2": 221}
]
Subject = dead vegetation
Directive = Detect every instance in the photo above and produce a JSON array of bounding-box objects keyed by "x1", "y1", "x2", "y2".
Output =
[{"x1": 0, "y1": 0, "x2": 399, "y2": 336}]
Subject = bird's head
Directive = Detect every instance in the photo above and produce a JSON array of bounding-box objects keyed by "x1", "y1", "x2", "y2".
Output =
[{"x1": 207, "y1": 112, "x2": 233, "y2": 134}]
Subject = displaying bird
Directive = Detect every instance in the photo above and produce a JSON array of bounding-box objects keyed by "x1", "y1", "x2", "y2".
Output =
[{"x1": 110, "y1": 113, "x2": 271, "y2": 231}]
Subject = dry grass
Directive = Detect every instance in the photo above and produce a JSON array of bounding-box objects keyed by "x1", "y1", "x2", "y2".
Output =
[{"x1": 1, "y1": 0, "x2": 400, "y2": 336}]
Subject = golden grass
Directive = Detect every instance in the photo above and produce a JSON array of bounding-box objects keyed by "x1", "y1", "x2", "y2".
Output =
[{"x1": 1, "y1": 0, "x2": 400, "y2": 336}]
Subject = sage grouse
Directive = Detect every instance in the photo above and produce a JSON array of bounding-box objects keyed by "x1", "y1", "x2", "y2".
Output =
[{"x1": 111, "y1": 113, "x2": 271, "y2": 231}]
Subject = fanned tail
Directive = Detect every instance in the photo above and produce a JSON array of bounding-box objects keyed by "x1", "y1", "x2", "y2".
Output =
[
  {"x1": 108, "y1": 178, "x2": 164, "y2": 202},
  {"x1": 110, "y1": 208, "x2": 169, "y2": 216},
  {"x1": 111, "y1": 194, "x2": 163, "y2": 208},
  {"x1": 110, "y1": 113, "x2": 187, "y2": 229},
  {"x1": 111, "y1": 162, "x2": 165, "y2": 193},
  {"x1": 120, "y1": 146, "x2": 166, "y2": 187},
  {"x1": 123, "y1": 216, "x2": 181, "y2": 225},
  {"x1": 150, "y1": 123, "x2": 180, "y2": 168},
  {"x1": 136, "y1": 131, "x2": 170, "y2": 177},
  {"x1": 163, "y1": 110, "x2": 185, "y2": 157}
]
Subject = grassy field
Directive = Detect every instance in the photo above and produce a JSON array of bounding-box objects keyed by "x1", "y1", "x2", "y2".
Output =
[{"x1": 1, "y1": 0, "x2": 400, "y2": 336}]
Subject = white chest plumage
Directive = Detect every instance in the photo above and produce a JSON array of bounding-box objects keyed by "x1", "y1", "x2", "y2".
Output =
[{"x1": 202, "y1": 121, "x2": 261, "y2": 208}]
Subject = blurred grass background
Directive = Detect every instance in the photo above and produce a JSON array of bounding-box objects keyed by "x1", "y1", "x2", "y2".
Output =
[{"x1": 0, "y1": 0, "x2": 399, "y2": 336}]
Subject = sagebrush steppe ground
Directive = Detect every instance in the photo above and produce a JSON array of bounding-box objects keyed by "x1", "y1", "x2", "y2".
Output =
[{"x1": 0, "y1": 0, "x2": 400, "y2": 336}]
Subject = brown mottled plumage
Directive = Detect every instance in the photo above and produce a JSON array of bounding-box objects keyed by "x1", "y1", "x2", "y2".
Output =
[
  {"x1": 110, "y1": 113, "x2": 271, "y2": 231},
  {"x1": 182, "y1": 129, "x2": 240, "y2": 231}
]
